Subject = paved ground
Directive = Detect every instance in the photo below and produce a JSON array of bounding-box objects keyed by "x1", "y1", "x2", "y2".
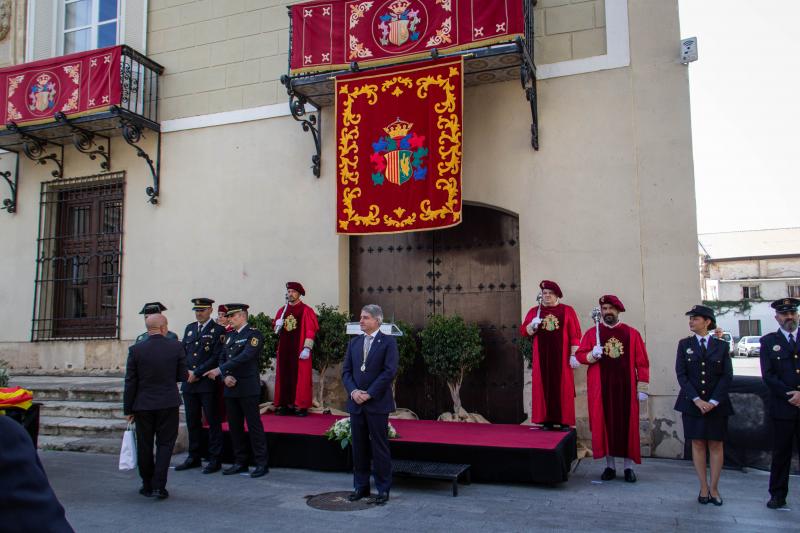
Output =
[
  {"x1": 40, "y1": 451, "x2": 799, "y2": 533},
  {"x1": 732, "y1": 357, "x2": 761, "y2": 377}
]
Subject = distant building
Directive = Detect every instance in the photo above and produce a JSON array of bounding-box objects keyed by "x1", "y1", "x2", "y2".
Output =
[{"x1": 700, "y1": 228, "x2": 800, "y2": 338}]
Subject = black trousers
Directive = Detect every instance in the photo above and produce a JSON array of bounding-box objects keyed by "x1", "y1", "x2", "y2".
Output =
[
  {"x1": 225, "y1": 395, "x2": 268, "y2": 467},
  {"x1": 769, "y1": 417, "x2": 800, "y2": 500},
  {"x1": 351, "y1": 411, "x2": 392, "y2": 493},
  {"x1": 134, "y1": 407, "x2": 179, "y2": 490},
  {"x1": 183, "y1": 391, "x2": 222, "y2": 461}
]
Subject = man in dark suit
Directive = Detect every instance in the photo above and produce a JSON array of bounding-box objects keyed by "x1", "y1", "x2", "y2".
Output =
[
  {"x1": 124, "y1": 313, "x2": 187, "y2": 500},
  {"x1": 0, "y1": 416, "x2": 74, "y2": 532},
  {"x1": 342, "y1": 304, "x2": 399, "y2": 505},
  {"x1": 760, "y1": 297, "x2": 800, "y2": 509},
  {"x1": 174, "y1": 297, "x2": 227, "y2": 474},
  {"x1": 204, "y1": 303, "x2": 269, "y2": 478}
]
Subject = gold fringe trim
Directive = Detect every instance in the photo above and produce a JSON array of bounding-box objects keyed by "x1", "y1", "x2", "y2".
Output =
[{"x1": 0, "y1": 105, "x2": 113, "y2": 130}]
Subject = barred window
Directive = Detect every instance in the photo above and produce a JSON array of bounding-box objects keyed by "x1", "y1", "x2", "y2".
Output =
[
  {"x1": 788, "y1": 285, "x2": 800, "y2": 298},
  {"x1": 738, "y1": 320, "x2": 761, "y2": 337},
  {"x1": 742, "y1": 285, "x2": 760, "y2": 299},
  {"x1": 32, "y1": 172, "x2": 125, "y2": 341}
]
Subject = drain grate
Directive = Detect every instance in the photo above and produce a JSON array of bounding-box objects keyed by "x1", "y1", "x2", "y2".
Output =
[{"x1": 305, "y1": 491, "x2": 373, "y2": 512}]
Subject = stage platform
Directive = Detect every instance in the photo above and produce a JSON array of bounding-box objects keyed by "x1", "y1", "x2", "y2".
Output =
[{"x1": 203, "y1": 413, "x2": 576, "y2": 485}]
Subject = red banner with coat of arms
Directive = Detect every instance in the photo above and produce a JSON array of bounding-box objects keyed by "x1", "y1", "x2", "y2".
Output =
[
  {"x1": 290, "y1": 0, "x2": 524, "y2": 74},
  {"x1": 0, "y1": 45, "x2": 122, "y2": 128},
  {"x1": 336, "y1": 56, "x2": 462, "y2": 234}
]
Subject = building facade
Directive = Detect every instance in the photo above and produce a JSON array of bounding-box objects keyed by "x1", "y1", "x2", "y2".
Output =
[{"x1": 0, "y1": 0, "x2": 699, "y2": 458}]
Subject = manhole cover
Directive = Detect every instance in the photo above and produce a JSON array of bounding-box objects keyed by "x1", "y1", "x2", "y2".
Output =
[{"x1": 305, "y1": 491, "x2": 373, "y2": 511}]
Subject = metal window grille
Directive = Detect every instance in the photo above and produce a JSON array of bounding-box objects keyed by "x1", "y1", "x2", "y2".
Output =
[
  {"x1": 31, "y1": 172, "x2": 125, "y2": 341},
  {"x1": 738, "y1": 320, "x2": 761, "y2": 337},
  {"x1": 742, "y1": 285, "x2": 761, "y2": 299},
  {"x1": 788, "y1": 285, "x2": 800, "y2": 298}
]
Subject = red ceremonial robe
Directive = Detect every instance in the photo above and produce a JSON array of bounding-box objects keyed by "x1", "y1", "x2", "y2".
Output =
[
  {"x1": 520, "y1": 304, "x2": 581, "y2": 426},
  {"x1": 274, "y1": 301, "x2": 319, "y2": 409},
  {"x1": 576, "y1": 322, "x2": 650, "y2": 463}
]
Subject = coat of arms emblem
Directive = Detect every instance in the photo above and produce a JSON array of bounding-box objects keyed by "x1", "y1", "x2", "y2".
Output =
[
  {"x1": 27, "y1": 72, "x2": 57, "y2": 114},
  {"x1": 370, "y1": 118, "x2": 427, "y2": 185},
  {"x1": 378, "y1": 0, "x2": 421, "y2": 47},
  {"x1": 542, "y1": 314, "x2": 560, "y2": 332},
  {"x1": 604, "y1": 337, "x2": 625, "y2": 359},
  {"x1": 284, "y1": 315, "x2": 298, "y2": 332}
]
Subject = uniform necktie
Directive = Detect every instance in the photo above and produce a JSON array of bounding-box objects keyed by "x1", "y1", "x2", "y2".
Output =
[
  {"x1": 789, "y1": 333, "x2": 796, "y2": 353},
  {"x1": 700, "y1": 337, "x2": 707, "y2": 356},
  {"x1": 361, "y1": 335, "x2": 372, "y2": 372}
]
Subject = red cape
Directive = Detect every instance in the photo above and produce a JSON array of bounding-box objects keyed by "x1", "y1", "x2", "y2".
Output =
[
  {"x1": 520, "y1": 304, "x2": 581, "y2": 426},
  {"x1": 576, "y1": 323, "x2": 650, "y2": 463},
  {"x1": 273, "y1": 301, "x2": 319, "y2": 409}
]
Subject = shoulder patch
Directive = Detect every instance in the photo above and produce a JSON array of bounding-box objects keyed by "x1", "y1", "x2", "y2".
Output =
[{"x1": 250, "y1": 336, "x2": 259, "y2": 347}]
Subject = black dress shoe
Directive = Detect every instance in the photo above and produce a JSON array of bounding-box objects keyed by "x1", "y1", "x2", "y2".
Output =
[
  {"x1": 139, "y1": 486, "x2": 153, "y2": 498},
  {"x1": 295, "y1": 408, "x2": 308, "y2": 417},
  {"x1": 174, "y1": 458, "x2": 202, "y2": 471},
  {"x1": 202, "y1": 462, "x2": 221, "y2": 474},
  {"x1": 222, "y1": 464, "x2": 249, "y2": 475},
  {"x1": 152, "y1": 488, "x2": 169, "y2": 500},
  {"x1": 275, "y1": 406, "x2": 288, "y2": 416},
  {"x1": 347, "y1": 489, "x2": 370, "y2": 502},
  {"x1": 373, "y1": 492, "x2": 390, "y2": 505},
  {"x1": 624, "y1": 468, "x2": 637, "y2": 483},
  {"x1": 600, "y1": 467, "x2": 616, "y2": 481},
  {"x1": 767, "y1": 497, "x2": 786, "y2": 509},
  {"x1": 698, "y1": 492, "x2": 710, "y2": 504},
  {"x1": 250, "y1": 465, "x2": 269, "y2": 478},
  {"x1": 709, "y1": 494, "x2": 723, "y2": 506}
]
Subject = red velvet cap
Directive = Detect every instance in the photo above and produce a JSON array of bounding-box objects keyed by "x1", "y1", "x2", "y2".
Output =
[
  {"x1": 286, "y1": 281, "x2": 305, "y2": 296},
  {"x1": 217, "y1": 304, "x2": 228, "y2": 315},
  {"x1": 599, "y1": 294, "x2": 625, "y2": 312},
  {"x1": 539, "y1": 280, "x2": 563, "y2": 298}
]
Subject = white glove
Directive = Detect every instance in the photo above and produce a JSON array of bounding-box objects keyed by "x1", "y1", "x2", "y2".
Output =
[
  {"x1": 526, "y1": 317, "x2": 542, "y2": 335},
  {"x1": 274, "y1": 319, "x2": 284, "y2": 333},
  {"x1": 299, "y1": 348, "x2": 311, "y2": 360},
  {"x1": 591, "y1": 345, "x2": 603, "y2": 360},
  {"x1": 569, "y1": 355, "x2": 580, "y2": 369},
  {"x1": 637, "y1": 392, "x2": 648, "y2": 402}
]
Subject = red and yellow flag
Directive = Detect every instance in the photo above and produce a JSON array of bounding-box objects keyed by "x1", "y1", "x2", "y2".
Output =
[
  {"x1": 0, "y1": 386, "x2": 34, "y2": 411},
  {"x1": 335, "y1": 56, "x2": 463, "y2": 235}
]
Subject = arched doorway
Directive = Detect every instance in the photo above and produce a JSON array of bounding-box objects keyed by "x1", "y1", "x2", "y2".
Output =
[{"x1": 349, "y1": 204, "x2": 523, "y2": 423}]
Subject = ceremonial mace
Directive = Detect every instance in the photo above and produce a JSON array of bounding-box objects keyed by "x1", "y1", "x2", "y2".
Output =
[
  {"x1": 591, "y1": 306, "x2": 601, "y2": 349},
  {"x1": 276, "y1": 291, "x2": 289, "y2": 330},
  {"x1": 535, "y1": 293, "x2": 543, "y2": 319}
]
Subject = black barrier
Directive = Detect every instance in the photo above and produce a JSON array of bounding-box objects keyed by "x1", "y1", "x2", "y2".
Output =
[{"x1": 4, "y1": 403, "x2": 41, "y2": 447}]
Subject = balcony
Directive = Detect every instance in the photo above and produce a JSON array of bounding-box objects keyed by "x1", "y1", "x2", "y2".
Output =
[{"x1": 0, "y1": 45, "x2": 165, "y2": 211}]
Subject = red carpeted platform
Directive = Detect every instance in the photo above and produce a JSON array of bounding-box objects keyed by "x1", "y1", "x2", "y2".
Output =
[{"x1": 205, "y1": 413, "x2": 577, "y2": 484}]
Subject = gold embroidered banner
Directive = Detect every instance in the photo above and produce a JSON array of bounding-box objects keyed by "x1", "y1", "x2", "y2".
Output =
[{"x1": 335, "y1": 56, "x2": 463, "y2": 234}]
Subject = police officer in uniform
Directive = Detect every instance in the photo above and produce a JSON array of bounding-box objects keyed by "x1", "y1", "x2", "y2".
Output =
[
  {"x1": 174, "y1": 298, "x2": 227, "y2": 474},
  {"x1": 203, "y1": 303, "x2": 269, "y2": 478},
  {"x1": 760, "y1": 297, "x2": 800, "y2": 509},
  {"x1": 135, "y1": 302, "x2": 178, "y2": 344}
]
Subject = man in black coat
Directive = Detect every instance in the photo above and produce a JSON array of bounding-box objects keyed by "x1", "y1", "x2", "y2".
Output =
[
  {"x1": 342, "y1": 304, "x2": 399, "y2": 505},
  {"x1": 0, "y1": 416, "x2": 74, "y2": 532},
  {"x1": 204, "y1": 303, "x2": 269, "y2": 478},
  {"x1": 760, "y1": 297, "x2": 800, "y2": 509},
  {"x1": 174, "y1": 297, "x2": 227, "y2": 474},
  {"x1": 124, "y1": 314, "x2": 187, "y2": 499}
]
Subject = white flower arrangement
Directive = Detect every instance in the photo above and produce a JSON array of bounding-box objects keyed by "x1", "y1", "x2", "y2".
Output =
[{"x1": 324, "y1": 418, "x2": 398, "y2": 449}]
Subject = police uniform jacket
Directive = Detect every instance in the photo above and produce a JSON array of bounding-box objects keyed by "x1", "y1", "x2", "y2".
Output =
[
  {"x1": 219, "y1": 324, "x2": 264, "y2": 398},
  {"x1": 760, "y1": 330, "x2": 800, "y2": 420},
  {"x1": 181, "y1": 320, "x2": 227, "y2": 394},
  {"x1": 674, "y1": 336, "x2": 734, "y2": 417}
]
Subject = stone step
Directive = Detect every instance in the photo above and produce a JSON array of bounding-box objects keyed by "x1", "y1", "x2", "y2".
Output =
[
  {"x1": 39, "y1": 416, "x2": 128, "y2": 438},
  {"x1": 39, "y1": 400, "x2": 124, "y2": 420},
  {"x1": 12, "y1": 376, "x2": 124, "y2": 402},
  {"x1": 38, "y1": 435, "x2": 122, "y2": 455}
]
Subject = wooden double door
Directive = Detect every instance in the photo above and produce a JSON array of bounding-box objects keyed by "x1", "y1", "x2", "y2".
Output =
[{"x1": 349, "y1": 204, "x2": 524, "y2": 423}]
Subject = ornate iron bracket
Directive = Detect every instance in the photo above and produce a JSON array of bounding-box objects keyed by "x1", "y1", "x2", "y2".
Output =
[
  {"x1": 516, "y1": 37, "x2": 539, "y2": 151},
  {"x1": 0, "y1": 152, "x2": 19, "y2": 213},
  {"x1": 110, "y1": 106, "x2": 160, "y2": 204},
  {"x1": 6, "y1": 122, "x2": 64, "y2": 178},
  {"x1": 281, "y1": 75, "x2": 322, "y2": 178},
  {"x1": 54, "y1": 112, "x2": 111, "y2": 172}
]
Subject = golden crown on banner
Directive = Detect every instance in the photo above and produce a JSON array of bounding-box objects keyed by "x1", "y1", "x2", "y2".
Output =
[
  {"x1": 389, "y1": 0, "x2": 411, "y2": 15},
  {"x1": 383, "y1": 117, "x2": 414, "y2": 139}
]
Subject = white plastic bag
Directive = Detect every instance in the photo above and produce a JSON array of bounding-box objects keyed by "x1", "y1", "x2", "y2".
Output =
[{"x1": 118, "y1": 422, "x2": 137, "y2": 471}]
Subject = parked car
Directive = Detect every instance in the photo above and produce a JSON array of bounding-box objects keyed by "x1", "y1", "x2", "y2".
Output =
[
  {"x1": 736, "y1": 336, "x2": 761, "y2": 357},
  {"x1": 717, "y1": 331, "x2": 735, "y2": 354}
]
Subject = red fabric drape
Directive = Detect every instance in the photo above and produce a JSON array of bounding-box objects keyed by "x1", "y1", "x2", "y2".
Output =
[{"x1": 273, "y1": 301, "x2": 319, "y2": 409}]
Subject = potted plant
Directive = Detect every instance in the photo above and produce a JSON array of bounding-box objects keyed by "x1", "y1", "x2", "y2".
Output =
[
  {"x1": 420, "y1": 314, "x2": 484, "y2": 421},
  {"x1": 247, "y1": 312, "x2": 279, "y2": 374},
  {"x1": 312, "y1": 304, "x2": 350, "y2": 408}
]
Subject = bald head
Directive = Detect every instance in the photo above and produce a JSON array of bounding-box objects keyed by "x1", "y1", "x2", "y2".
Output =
[{"x1": 145, "y1": 314, "x2": 168, "y2": 335}]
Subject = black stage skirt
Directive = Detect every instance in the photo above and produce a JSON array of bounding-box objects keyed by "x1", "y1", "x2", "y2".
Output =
[{"x1": 682, "y1": 413, "x2": 728, "y2": 442}]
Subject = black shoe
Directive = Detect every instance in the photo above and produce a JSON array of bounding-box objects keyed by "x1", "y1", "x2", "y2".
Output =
[
  {"x1": 202, "y1": 461, "x2": 221, "y2": 474},
  {"x1": 152, "y1": 488, "x2": 169, "y2": 500},
  {"x1": 250, "y1": 465, "x2": 269, "y2": 478},
  {"x1": 600, "y1": 467, "x2": 616, "y2": 481},
  {"x1": 372, "y1": 492, "x2": 390, "y2": 505},
  {"x1": 348, "y1": 489, "x2": 370, "y2": 502},
  {"x1": 295, "y1": 408, "x2": 308, "y2": 417},
  {"x1": 174, "y1": 458, "x2": 202, "y2": 471},
  {"x1": 275, "y1": 406, "x2": 288, "y2": 416},
  {"x1": 709, "y1": 494, "x2": 723, "y2": 506},
  {"x1": 222, "y1": 464, "x2": 249, "y2": 475},
  {"x1": 767, "y1": 497, "x2": 786, "y2": 509},
  {"x1": 624, "y1": 469, "x2": 637, "y2": 483},
  {"x1": 139, "y1": 486, "x2": 153, "y2": 498},
  {"x1": 698, "y1": 492, "x2": 710, "y2": 504}
]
